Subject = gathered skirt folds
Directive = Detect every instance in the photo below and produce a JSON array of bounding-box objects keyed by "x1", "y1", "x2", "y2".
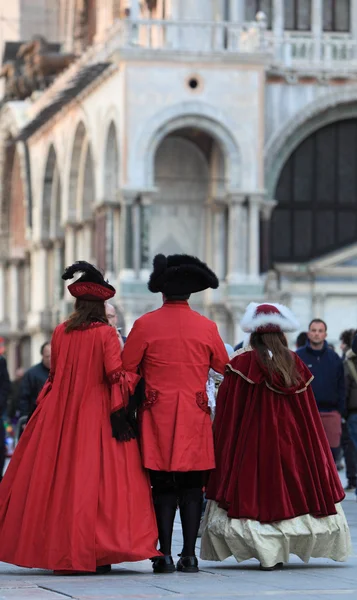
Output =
[{"x1": 200, "y1": 501, "x2": 352, "y2": 568}]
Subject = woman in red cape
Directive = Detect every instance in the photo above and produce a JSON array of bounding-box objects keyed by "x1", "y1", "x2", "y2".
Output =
[
  {"x1": 0, "y1": 262, "x2": 159, "y2": 573},
  {"x1": 201, "y1": 302, "x2": 351, "y2": 570}
]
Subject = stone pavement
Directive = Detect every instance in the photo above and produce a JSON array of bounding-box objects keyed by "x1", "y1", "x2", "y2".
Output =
[{"x1": 1, "y1": 489, "x2": 357, "y2": 600}]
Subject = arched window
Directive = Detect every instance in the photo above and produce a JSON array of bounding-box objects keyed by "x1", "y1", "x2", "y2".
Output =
[{"x1": 271, "y1": 118, "x2": 357, "y2": 264}]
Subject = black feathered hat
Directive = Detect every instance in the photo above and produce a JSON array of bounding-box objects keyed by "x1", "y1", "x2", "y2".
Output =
[
  {"x1": 62, "y1": 261, "x2": 115, "y2": 301},
  {"x1": 148, "y1": 254, "x2": 219, "y2": 296}
]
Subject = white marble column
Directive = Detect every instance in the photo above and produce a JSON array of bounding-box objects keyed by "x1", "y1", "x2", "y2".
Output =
[
  {"x1": 273, "y1": 0, "x2": 284, "y2": 57},
  {"x1": 351, "y1": 0, "x2": 357, "y2": 40},
  {"x1": 227, "y1": 194, "x2": 247, "y2": 282},
  {"x1": 53, "y1": 240, "x2": 64, "y2": 304},
  {"x1": 82, "y1": 222, "x2": 94, "y2": 262},
  {"x1": 9, "y1": 261, "x2": 19, "y2": 331},
  {"x1": 64, "y1": 225, "x2": 76, "y2": 300},
  {"x1": 248, "y1": 195, "x2": 262, "y2": 280},
  {"x1": 229, "y1": 0, "x2": 244, "y2": 21},
  {"x1": 132, "y1": 200, "x2": 141, "y2": 277},
  {"x1": 312, "y1": 0, "x2": 322, "y2": 62},
  {"x1": 31, "y1": 245, "x2": 47, "y2": 313},
  {"x1": 212, "y1": 203, "x2": 227, "y2": 280},
  {"x1": 130, "y1": 0, "x2": 140, "y2": 19}
]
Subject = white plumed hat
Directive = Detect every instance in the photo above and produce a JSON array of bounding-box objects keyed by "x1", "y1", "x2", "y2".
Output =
[{"x1": 240, "y1": 302, "x2": 300, "y2": 334}]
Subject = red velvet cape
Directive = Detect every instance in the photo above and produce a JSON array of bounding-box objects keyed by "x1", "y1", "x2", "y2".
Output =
[{"x1": 206, "y1": 349, "x2": 345, "y2": 523}]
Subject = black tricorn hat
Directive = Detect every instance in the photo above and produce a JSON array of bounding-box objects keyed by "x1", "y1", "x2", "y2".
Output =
[
  {"x1": 62, "y1": 261, "x2": 115, "y2": 301},
  {"x1": 148, "y1": 254, "x2": 219, "y2": 296}
]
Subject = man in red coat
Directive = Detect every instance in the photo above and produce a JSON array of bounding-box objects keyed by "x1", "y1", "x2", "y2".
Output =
[{"x1": 122, "y1": 254, "x2": 228, "y2": 574}]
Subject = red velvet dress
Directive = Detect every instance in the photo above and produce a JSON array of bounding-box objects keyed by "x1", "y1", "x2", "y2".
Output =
[
  {"x1": 0, "y1": 322, "x2": 159, "y2": 572},
  {"x1": 206, "y1": 349, "x2": 345, "y2": 522}
]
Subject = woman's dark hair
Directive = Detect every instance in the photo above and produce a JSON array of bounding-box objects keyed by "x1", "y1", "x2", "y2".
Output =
[
  {"x1": 295, "y1": 331, "x2": 308, "y2": 348},
  {"x1": 250, "y1": 331, "x2": 301, "y2": 388},
  {"x1": 65, "y1": 299, "x2": 108, "y2": 333},
  {"x1": 339, "y1": 329, "x2": 355, "y2": 349}
]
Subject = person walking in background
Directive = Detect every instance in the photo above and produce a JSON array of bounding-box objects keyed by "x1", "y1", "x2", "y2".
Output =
[
  {"x1": 295, "y1": 331, "x2": 308, "y2": 350},
  {"x1": 0, "y1": 355, "x2": 11, "y2": 481},
  {"x1": 342, "y1": 328, "x2": 357, "y2": 492},
  {"x1": 0, "y1": 261, "x2": 159, "y2": 573},
  {"x1": 339, "y1": 329, "x2": 357, "y2": 491},
  {"x1": 122, "y1": 254, "x2": 228, "y2": 574},
  {"x1": 106, "y1": 303, "x2": 125, "y2": 348},
  {"x1": 297, "y1": 319, "x2": 345, "y2": 462},
  {"x1": 18, "y1": 342, "x2": 51, "y2": 421},
  {"x1": 201, "y1": 303, "x2": 351, "y2": 570}
]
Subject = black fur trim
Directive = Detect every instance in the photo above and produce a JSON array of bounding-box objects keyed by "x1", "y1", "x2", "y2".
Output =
[{"x1": 148, "y1": 253, "x2": 219, "y2": 295}]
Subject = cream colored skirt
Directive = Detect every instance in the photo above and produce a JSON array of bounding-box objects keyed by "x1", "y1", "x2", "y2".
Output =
[{"x1": 200, "y1": 501, "x2": 352, "y2": 568}]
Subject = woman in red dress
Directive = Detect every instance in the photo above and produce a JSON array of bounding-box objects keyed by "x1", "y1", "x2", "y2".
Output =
[
  {"x1": 201, "y1": 302, "x2": 351, "y2": 570},
  {"x1": 0, "y1": 262, "x2": 159, "y2": 574}
]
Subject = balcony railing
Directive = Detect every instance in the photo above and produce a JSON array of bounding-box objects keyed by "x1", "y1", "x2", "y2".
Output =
[
  {"x1": 104, "y1": 18, "x2": 268, "y2": 55},
  {"x1": 103, "y1": 20, "x2": 357, "y2": 72},
  {"x1": 270, "y1": 32, "x2": 357, "y2": 73}
]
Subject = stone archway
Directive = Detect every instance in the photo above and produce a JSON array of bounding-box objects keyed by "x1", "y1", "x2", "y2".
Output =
[
  {"x1": 132, "y1": 101, "x2": 246, "y2": 190},
  {"x1": 265, "y1": 85, "x2": 357, "y2": 199},
  {"x1": 151, "y1": 128, "x2": 225, "y2": 263}
]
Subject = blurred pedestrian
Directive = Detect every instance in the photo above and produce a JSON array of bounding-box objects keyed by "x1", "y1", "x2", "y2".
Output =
[
  {"x1": 0, "y1": 261, "x2": 159, "y2": 573},
  {"x1": 106, "y1": 302, "x2": 125, "y2": 349},
  {"x1": 0, "y1": 355, "x2": 11, "y2": 481},
  {"x1": 338, "y1": 329, "x2": 357, "y2": 491},
  {"x1": 297, "y1": 319, "x2": 345, "y2": 462},
  {"x1": 201, "y1": 303, "x2": 351, "y2": 569},
  {"x1": 18, "y1": 343, "x2": 51, "y2": 421},
  {"x1": 295, "y1": 331, "x2": 308, "y2": 349}
]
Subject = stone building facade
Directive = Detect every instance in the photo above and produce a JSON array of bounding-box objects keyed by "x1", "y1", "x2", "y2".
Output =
[{"x1": 1, "y1": 0, "x2": 357, "y2": 372}]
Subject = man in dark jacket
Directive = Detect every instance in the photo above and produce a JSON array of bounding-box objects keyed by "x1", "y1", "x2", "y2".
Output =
[
  {"x1": 297, "y1": 319, "x2": 345, "y2": 462},
  {"x1": 19, "y1": 342, "x2": 51, "y2": 420},
  {"x1": 0, "y1": 355, "x2": 11, "y2": 480}
]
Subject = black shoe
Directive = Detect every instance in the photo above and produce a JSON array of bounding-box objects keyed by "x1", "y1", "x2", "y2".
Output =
[
  {"x1": 344, "y1": 484, "x2": 356, "y2": 492},
  {"x1": 260, "y1": 562, "x2": 283, "y2": 571},
  {"x1": 177, "y1": 556, "x2": 199, "y2": 573},
  {"x1": 152, "y1": 555, "x2": 175, "y2": 574},
  {"x1": 96, "y1": 565, "x2": 111, "y2": 575}
]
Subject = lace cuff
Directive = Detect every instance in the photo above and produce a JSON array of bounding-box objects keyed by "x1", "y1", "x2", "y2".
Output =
[{"x1": 107, "y1": 369, "x2": 141, "y2": 413}]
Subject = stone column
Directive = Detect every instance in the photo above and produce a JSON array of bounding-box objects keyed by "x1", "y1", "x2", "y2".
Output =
[
  {"x1": 260, "y1": 199, "x2": 277, "y2": 273},
  {"x1": 351, "y1": 0, "x2": 357, "y2": 40},
  {"x1": 64, "y1": 224, "x2": 76, "y2": 301},
  {"x1": 130, "y1": 0, "x2": 140, "y2": 19},
  {"x1": 229, "y1": 0, "x2": 244, "y2": 21},
  {"x1": 132, "y1": 200, "x2": 141, "y2": 277},
  {"x1": 248, "y1": 194, "x2": 262, "y2": 280},
  {"x1": 105, "y1": 206, "x2": 115, "y2": 275},
  {"x1": 140, "y1": 195, "x2": 151, "y2": 271},
  {"x1": 119, "y1": 190, "x2": 137, "y2": 272},
  {"x1": 227, "y1": 194, "x2": 247, "y2": 282},
  {"x1": 53, "y1": 240, "x2": 65, "y2": 304},
  {"x1": 312, "y1": 292, "x2": 325, "y2": 319},
  {"x1": 9, "y1": 260, "x2": 19, "y2": 332},
  {"x1": 272, "y1": 0, "x2": 284, "y2": 59},
  {"x1": 273, "y1": 0, "x2": 284, "y2": 34},
  {"x1": 212, "y1": 202, "x2": 227, "y2": 280},
  {"x1": 82, "y1": 221, "x2": 94, "y2": 262},
  {"x1": 31, "y1": 244, "x2": 47, "y2": 314},
  {"x1": 312, "y1": 0, "x2": 322, "y2": 62}
]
